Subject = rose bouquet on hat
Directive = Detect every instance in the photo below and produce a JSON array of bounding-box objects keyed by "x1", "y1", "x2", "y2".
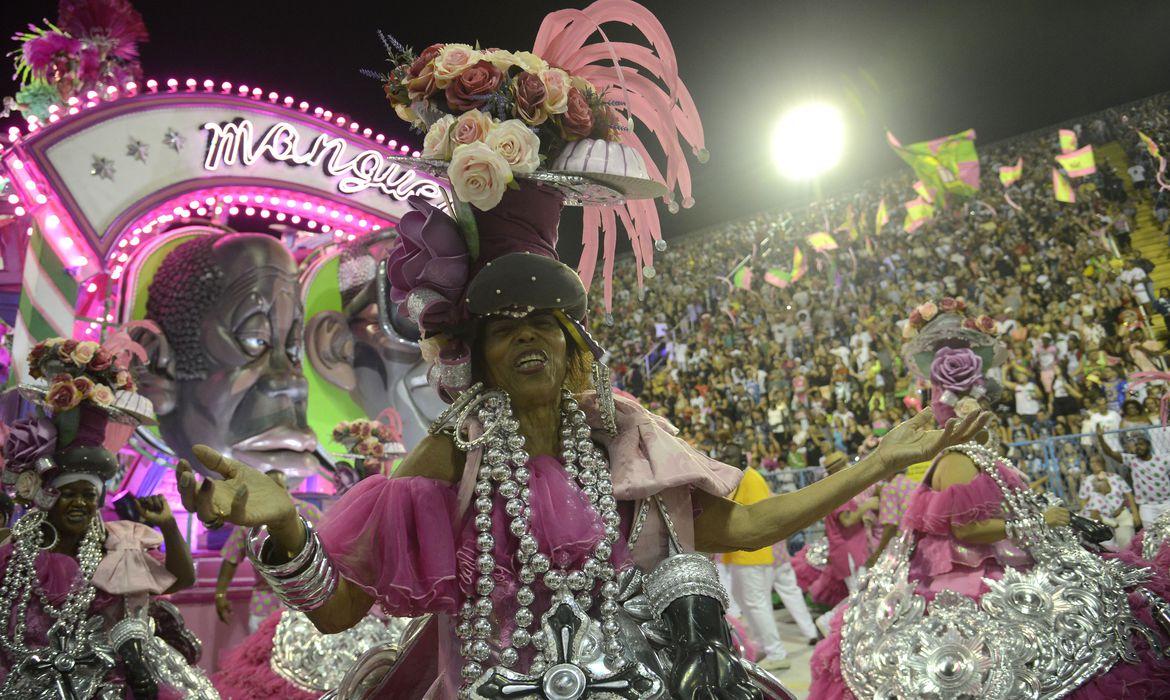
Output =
[
  {"x1": 3, "y1": 337, "x2": 155, "y2": 508},
  {"x1": 330, "y1": 415, "x2": 407, "y2": 491},
  {"x1": 901, "y1": 301, "x2": 1006, "y2": 425}
]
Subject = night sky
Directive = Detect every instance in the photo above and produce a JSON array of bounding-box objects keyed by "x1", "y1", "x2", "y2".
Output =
[{"x1": 5, "y1": 0, "x2": 1170, "y2": 258}]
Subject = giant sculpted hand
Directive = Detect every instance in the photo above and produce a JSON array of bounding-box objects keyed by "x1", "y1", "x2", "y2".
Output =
[
  {"x1": 874, "y1": 408, "x2": 990, "y2": 477},
  {"x1": 175, "y1": 445, "x2": 300, "y2": 546}
]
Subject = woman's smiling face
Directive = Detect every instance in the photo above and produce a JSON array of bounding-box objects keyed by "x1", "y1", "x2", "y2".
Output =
[{"x1": 481, "y1": 311, "x2": 569, "y2": 409}]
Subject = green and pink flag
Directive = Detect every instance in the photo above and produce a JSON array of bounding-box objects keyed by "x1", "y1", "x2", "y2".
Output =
[
  {"x1": 998, "y1": 158, "x2": 1023, "y2": 186},
  {"x1": 887, "y1": 128, "x2": 980, "y2": 205}
]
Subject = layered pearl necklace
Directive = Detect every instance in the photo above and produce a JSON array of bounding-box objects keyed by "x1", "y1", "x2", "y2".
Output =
[
  {"x1": 0, "y1": 509, "x2": 104, "y2": 667},
  {"x1": 451, "y1": 389, "x2": 623, "y2": 689}
]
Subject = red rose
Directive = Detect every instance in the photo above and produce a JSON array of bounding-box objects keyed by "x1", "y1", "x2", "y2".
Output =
[
  {"x1": 909, "y1": 309, "x2": 923, "y2": 327},
  {"x1": 962, "y1": 318, "x2": 978, "y2": 330},
  {"x1": 88, "y1": 349, "x2": 114, "y2": 372},
  {"x1": 72, "y1": 376, "x2": 95, "y2": 397},
  {"x1": 939, "y1": 297, "x2": 958, "y2": 313},
  {"x1": 409, "y1": 44, "x2": 442, "y2": 79},
  {"x1": 45, "y1": 381, "x2": 82, "y2": 412},
  {"x1": 955, "y1": 298, "x2": 967, "y2": 311},
  {"x1": 445, "y1": 60, "x2": 503, "y2": 112},
  {"x1": 976, "y1": 315, "x2": 998, "y2": 334},
  {"x1": 512, "y1": 71, "x2": 547, "y2": 125},
  {"x1": 57, "y1": 340, "x2": 78, "y2": 361},
  {"x1": 560, "y1": 87, "x2": 594, "y2": 140},
  {"x1": 407, "y1": 62, "x2": 438, "y2": 102}
]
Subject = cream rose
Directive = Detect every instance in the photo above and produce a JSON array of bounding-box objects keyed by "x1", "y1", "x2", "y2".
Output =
[
  {"x1": 89, "y1": 384, "x2": 115, "y2": 406},
  {"x1": 451, "y1": 109, "x2": 494, "y2": 146},
  {"x1": 539, "y1": 68, "x2": 571, "y2": 114},
  {"x1": 14, "y1": 471, "x2": 39, "y2": 501},
  {"x1": 918, "y1": 301, "x2": 939, "y2": 322},
  {"x1": 422, "y1": 115, "x2": 456, "y2": 160},
  {"x1": 448, "y1": 142, "x2": 513, "y2": 211},
  {"x1": 481, "y1": 49, "x2": 519, "y2": 72},
  {"x1": 510, "y1": 51, "x2": 549, "y2": 75},
  {"x1": 433, "y1": 43, "x2": 480, "y2": 87},
  {"x1": 70, "y1": 340, "x2": 99, "y2": 365},
  {"x1": 485, "y1": 120, "x2": 541, "y2": 174}
]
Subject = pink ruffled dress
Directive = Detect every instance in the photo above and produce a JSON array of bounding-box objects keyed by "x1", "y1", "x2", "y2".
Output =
[
  {"x1": 0, "y1": 519, "x2": 180, "y2": 699},
  {"x1": 317, "y1": 394, "x2": 742, "y2": 699},
  {"x1": 810, "y1": 456, "x2": 1170, "y2": 700},
  {"x1": 791, "y1": 487, "x2": 875, "y2": 607}
]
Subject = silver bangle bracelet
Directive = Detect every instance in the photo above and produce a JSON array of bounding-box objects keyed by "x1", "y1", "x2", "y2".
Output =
[
  {"x1": 246, "y1": 517, "x2": 339, "y2": 612},
  {"x1": 642, "y1": 552, "x2": 730, "y2": 617}
]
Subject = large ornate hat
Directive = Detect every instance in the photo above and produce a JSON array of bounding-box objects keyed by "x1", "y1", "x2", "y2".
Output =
[
  {"x1": 3, "y1": 337, "x2": 155, "y2": 508},
  {"x1": 379, "y1": 0, "x2": 704, "y2": 400}
]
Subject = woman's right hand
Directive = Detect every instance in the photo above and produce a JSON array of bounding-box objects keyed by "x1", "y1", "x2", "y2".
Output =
[
  {"x1": 215, "y1": 593, "x2": 233, "y2": 624},
  {"x1": 176, "y1": 445, "x2": 301, "y2": 549},
  {"x1": 1043, "y1": 506, "x2": 1071, "y2": 528}
]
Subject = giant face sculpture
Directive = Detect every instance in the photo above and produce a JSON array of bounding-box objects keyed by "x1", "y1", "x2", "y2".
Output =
[
  {"x1": 135, "y1": 234, "x2": 319, "y2": 477},
  {"x1": 306, "y1": 241, "x2": 444, "y2": 448}
]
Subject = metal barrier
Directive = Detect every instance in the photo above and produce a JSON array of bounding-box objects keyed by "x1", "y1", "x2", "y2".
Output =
[{"x1": 1005, "y1": 424, "x2": 1169, "y2": 507}]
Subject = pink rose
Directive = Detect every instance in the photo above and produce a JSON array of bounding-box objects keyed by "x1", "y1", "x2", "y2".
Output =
[
  {"x1": 70, "y1": 341, "x2": 99, "y2": 365},
  {"x1": 57, "y1": 339, "x2": 79, "y2": 362},
  {"x1": 445, "y1": 60, "x2": 503, "y2": 112},
  {"x1": 930, "y1": 346, "x2": 985, "y2": 395},
  {"x1": 560, "y1": 87, "x2": 594, "y2": 140},
  {"x1": 46, "y1": 381, "x2": 82, "y2": 413},
  {"x1": 962, "y1": 318, "x2": 978, "y2": 330},
  {"x1": 451, "y1": 110, "x2": 493, "y2": 146},
  {"x1": 939, "y1": 297, "x2": 959, "y2": 313},
  {"x1": 433, "y1": 44, "x2": 479, "y2": 87},
  {"x1": 917, "y1": 301, "x2": 938, "y2": 322},
  {"x1": 512, "y1": 72, "x2": 548, "y2": 126}
]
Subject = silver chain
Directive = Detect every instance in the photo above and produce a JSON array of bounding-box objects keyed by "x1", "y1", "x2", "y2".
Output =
[
  {"x1": 452, "y1": 388, "x2": 624, "y2": 693},
  {"x1": 0, "y1": 510, "x2": 105, "y2": 688}
]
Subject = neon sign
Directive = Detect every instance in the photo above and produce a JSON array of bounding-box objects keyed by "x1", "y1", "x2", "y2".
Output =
[{"x1": 202, "y1": 119, "x2": 444, "y2": 203}]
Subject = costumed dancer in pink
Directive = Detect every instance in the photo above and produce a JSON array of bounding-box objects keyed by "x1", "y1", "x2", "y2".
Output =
[
  {"x1": 0, "y1": 337, "x2": 215, "y2": 699},
  {"x1": 810, "y1": 300, "x2": 1170, "y2": 700},
  {"x1": 170, "y1": 7, "x2": 990, "y2": 697}
]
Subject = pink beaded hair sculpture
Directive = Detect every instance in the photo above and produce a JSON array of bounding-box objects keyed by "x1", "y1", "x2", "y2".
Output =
[
  {"x1": 900, "y1": 299, "x2": 1005, "y2": 426},
  {"x1": 2, "y1": 337, "x2": 155, "y2": 509},
  {"x1": 375, "y1": 0, "x2": 705, "y2": 401}
]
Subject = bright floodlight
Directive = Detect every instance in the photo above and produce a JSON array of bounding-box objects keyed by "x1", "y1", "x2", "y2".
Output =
[{"x1": 770, "y1": 102, "x2": 845, "y2": 180}]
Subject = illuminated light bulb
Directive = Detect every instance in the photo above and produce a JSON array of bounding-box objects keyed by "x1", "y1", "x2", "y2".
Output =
[
  {"x1": 358, "y1": 219, "x2": 368, "y2": 228},
  {"x1": 146, "y1": 79, "x2": 158, "y2": 90},
  {"x1": 245, "y1": 207, "x2": 256, "y2": 216},
  {"x1": 59, "y1": 237, "x2": 73, "y2": 249},
  {"x1": 275, "y1": 213, "x2": 286, "y2": 221},
  {"x1": 86, "y1": 90, "x2": 98, "y2": 100},
  {"x1": 75, "y1": 257, "x2": 88, "y2": 267},
  {"x1": 229, "y1": 206, "x2": 240, "y2": 215},
  {"x1": 67, "y1": 97, "x2": 79, "y2": 106},
  {"x1": 48, "y1": 105, "x2": 59, "y2": 114},
  {"x1": 105, "y1": 314, "x2": 113, "y2": 322},
  {"x1": 298, "y1": 101, "x2": 309, "y2": 111},
  {"x1": 203, "y1": 79, "x2": 214, "y2": 90},
  {"x1": 223, "y1": 195, "x2": 234, "y2": 203},
  {"x1": 214, "y1": 207, "x2": 223, "y2": 215},
  {"x1": 322, "y1": 224, "x2": 331, "y2": 233},
  {"x1": 251, "y1": 88, "x2": 262, "y2": 97},
  {"x1": 12, "y1": 160, "x2": 23, "y2": 169},
  {"x1": 13, "y1": 206, "x2": 25, "y2": 216},
  {"x1": 336, "y1": 116, "x2": 346, "y2": 126},
  {"x1": 197, "y1": 208, "x2": 207, "y2": 216},
  {"x1": 221, "y1": 81, "x2": 232, "y2": 92},
  {"x1": 268, "y1": 197, "x2": 279, "y2": 205},
  {"x1": 376, "y1": 134, "x2": 385, "y2": 143},
  {"x1": 371, "y1": 224, "x2": 381, "y2": 231},
  {"x1": 330, "y1": 210, "x2": 340, "y2": 219},
  {"x1": 118, "y1": 253, "x2": 129, "y2": 262},
  {"x1": 106, "y1": 85, "x2": 118, "y2": 95},
  {"x1": 185, "y1": 79, "x2": 197, "y2": 89},
  {"x1": 111, "y1": 268, "x2": 122, "y2": 280},
  {"x1": 5, "y1": 195, "x2": 16, "y2": 204},
  {"x1": 125, "y1": 82, "x2": 137, "y2": 91},
  {"x1": 344, "y1": 213, "x2": 354, "y2": 222},
  {"x1": 322, "y1": 110, "x2": 333, "y2": 120},
  {"x1": 412, "y1": 150, "x2": 421, "y2": 158},
  {"x1": 302, "y1": 202, "x2": 312, "y2": 210},
  {"x1": 349, "y1": 123, "x2": 359, "y2": 132},
  {"x1": 26, "y1": 123, "x2": 38, "y2": 132},
  {"x1": 35, "y1": 194, "x2": 47, "y2": 205},
  {"x1": 290, "y1": 215, "x2": 301, "y2": 224},
  {"x1": 188, "y1": 200, "x2": 199, "y2": 208},
  {"x1": 306, "y1": 220, "x2": 316, "y2": 229},
  {"x1": 204, "y1": 197, "x2": 215, "y2": 205},
  {"x1": 283, "y1": 96, "x2": 294, "y2": 106},
  {"x1": 68, "y1": 108, "x2": 79, "y2": 115},
  {"x1": 45, "y1": 214, "x2": 60, "y2": 228},
  {"x1": 363, "y1": 128, "x2": 372, "y2": 137},
  {"x1": 347, "y1": 234, "x2": 356, "y2": 241},
  {"x1": 48, "y1": 115, "x2": 59, "y2": 123},
  {"x1": 313, "y1": 107, "x2": 323, "y2": 116},
  {"x1": 259, "y1": 209, "x2": 270, "y2": 219},
  {"x1": 285, "y1": 199, "x2": 295, "y2": 207},
  {"x1": 239, "y1": 195, "x2": 250, "y2": 203},
  {"x1": 387, "y1": 140, "x2": 397, "y2": 148},
  {"x1": 268, "y1": 92, "x2": 278, "y2": 102},
  {"x1": 25, "y1": 227, "x2": 32, "y2": 236},
  {"x1": 24, "y1": 180, "x2": 35, "y2": 190},
  {"x1": 130, "y1": 236, "x2": 140, "y2": 245},
  {"x1": 400, "y1": 145, "x2": 409, "y2": 153},
  {"x1": 118, "y1": 239, "x2": 128, "y2": 248},
  {"x1": 316, "y1": 205, "x2": 326, "y2": 214}
]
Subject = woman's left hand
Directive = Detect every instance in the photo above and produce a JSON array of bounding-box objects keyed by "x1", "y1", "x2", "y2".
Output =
[
  {"x1": 136, "y1": 495, "x2": 174, "y2": 527},
  {"x1": 874, "y1": 408, "x2": 991, "y2": 477}
]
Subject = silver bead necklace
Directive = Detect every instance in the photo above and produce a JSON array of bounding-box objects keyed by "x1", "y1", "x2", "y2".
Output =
[
  {"x1": 452, "y1": 389, "x2": 623, "y2": 690},
  {"x1": 0, "y1": 509, "x2": 104, "y2": 678}
]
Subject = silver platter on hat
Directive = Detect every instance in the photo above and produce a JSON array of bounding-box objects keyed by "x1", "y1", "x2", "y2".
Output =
[
  {"x1": 384, "y1": 155, "x2": 661, "y2": 206},
  {"x1": 18, "y1": 383, "x2": 158, "y2": 426}
]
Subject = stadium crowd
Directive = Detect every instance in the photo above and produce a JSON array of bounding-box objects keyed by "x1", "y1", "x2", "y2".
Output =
[{"x1": 593, "y1": 93, "x2": 1170, "y2": 520}]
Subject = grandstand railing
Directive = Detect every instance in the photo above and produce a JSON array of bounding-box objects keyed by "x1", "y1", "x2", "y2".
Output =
[{"x1": 1006, "y1": 424, "x2": 1170, "y2": 505}]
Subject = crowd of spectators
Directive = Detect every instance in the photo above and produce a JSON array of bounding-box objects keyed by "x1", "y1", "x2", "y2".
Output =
[{"x1": 592, "y1": 93, "x2": 1170, "y2": 512}]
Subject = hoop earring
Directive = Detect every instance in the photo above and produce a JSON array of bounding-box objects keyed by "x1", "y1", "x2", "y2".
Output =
[{"x1": 39, "y1": 521, "x2": 58, "y2": 551}]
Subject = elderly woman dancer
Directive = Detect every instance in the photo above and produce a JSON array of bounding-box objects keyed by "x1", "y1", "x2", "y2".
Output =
[
  {"x1": 175, "y1": 4, "x2": 987, "y2": 697},
  {"x1": 810, "y1": 301, "x2": 1170, "y2": 700},
  {"x1": 0, "y1": 337, "x2": 215, "y2": 699}
]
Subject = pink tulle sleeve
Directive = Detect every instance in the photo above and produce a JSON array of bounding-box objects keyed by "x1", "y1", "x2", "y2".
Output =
[
  {"x1": 903, "y1": 464, "x2": 1020, "y2": 535},
  {"x1": 318, "y1": 476, "x2": 462, "y2": 618}
]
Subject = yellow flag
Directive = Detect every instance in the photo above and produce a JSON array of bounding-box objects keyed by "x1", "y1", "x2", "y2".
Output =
[{"x1": 1052, "y1": 168, "x2": 1075, "y2": 203}]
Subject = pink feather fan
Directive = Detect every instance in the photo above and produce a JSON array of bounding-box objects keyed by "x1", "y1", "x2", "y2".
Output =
[{"x1": 533, "y1": 0, "x2": 706, "y2": 312}]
